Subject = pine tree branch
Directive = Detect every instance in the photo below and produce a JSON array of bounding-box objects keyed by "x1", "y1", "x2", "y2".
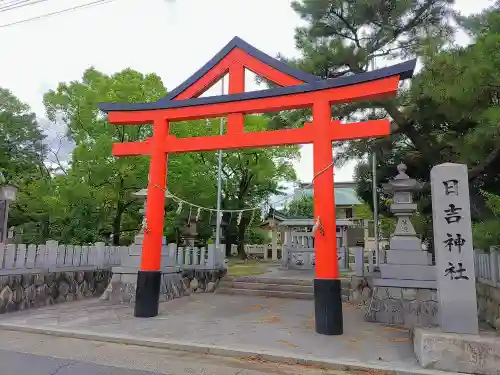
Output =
[
  {"x1": 330, "y1": 9, "x2": 362, "y2": 48},
  {"x1": 379, "y1": 101, "x2": 431, "y2": 157},
  {"x1": 368, "y1": 0, "x2": 441, "y2": 55},
  {"x1": 468, "y1": 142, "x2": 500, "y2": 181}
]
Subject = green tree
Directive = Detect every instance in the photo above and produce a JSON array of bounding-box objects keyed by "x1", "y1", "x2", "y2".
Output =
[
  {"x1": 278, "y1": 1, "x2": 500, "y2": 244},
  {"x1": 353, "y1": 202, "x2": 372, "y2": 219},
  {"x1": 43, "y1": 68, "x2": 165, "y2": 244},
  {"x1": 473, "y1": 191, "x2": 500, "y2": 250},
  {"x1": 42, "y1": 69, "x2": 298, "y2": 248},
  {"x1": 0, "y1": 87, "x2": 47, "y2": 182},
  {"x1": 268, "y1": 0, "x2": 467, "y2": 244},
  {"x1": 201, "y1": 116, "x2": 299, "y2": 257},
  {"x1": 0, "y1": 88, "x2": 52, "y2": 238},
  {"x1": 284, "y1": 195, "x2": 314, "y2": 217},
  {"x1": 272, "y1": 0, "x2": 455, "y2": 133}
]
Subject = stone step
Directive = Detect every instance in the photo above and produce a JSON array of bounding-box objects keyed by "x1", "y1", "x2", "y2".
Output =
[
  {"x1": 217, "y1": 287, "x2": 314, "y2": 299},
  {"x1": 223, "y1": 276, "x2": 351, "y2": 288},
  {"x1": 217, "y1": 287, "x2": 350, "y2": 301},
  {"x1": 219, "y1": 281, "x2": 313, "y2": 293},
  {"x1": 223, "y1": 276, "x2": 313, "y2": 286},
  {"x1": 221, "y1": 282, "x2": 353, "y2": 295}
]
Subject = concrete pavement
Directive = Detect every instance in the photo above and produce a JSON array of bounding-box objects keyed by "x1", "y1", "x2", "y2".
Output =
[
  {"x1": 0, "y1": 295, "x2": 420, "y2": 371},
  {"x1": 0, "y1": 295, "x2": 452, "y2": 374},
  {"x1": 0, "y1": 330, "x2": 352, "y2": 375}
]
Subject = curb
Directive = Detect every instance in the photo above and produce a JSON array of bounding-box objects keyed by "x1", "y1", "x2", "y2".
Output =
[{"x1": 0, "y1": 323, "x2": 448, "y2": 375}]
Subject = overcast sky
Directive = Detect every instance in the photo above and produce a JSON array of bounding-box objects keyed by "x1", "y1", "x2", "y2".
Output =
[{"x1": 0, "y1": 0, "x2": 495, "y2": 182}]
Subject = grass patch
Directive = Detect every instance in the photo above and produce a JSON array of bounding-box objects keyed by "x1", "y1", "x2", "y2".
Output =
[
  {"x1": 228, "y1": 258, "x2": 267, "y2": 276},
  {"x1": 339, "y1": 272, "x2": 352, "y2": 279},
  {"x1": 229, "y1": 265, "x2": 267, "y2": 276},
  {"x1": 227, "y1": 258, "x2": 261, "y2": 266}
]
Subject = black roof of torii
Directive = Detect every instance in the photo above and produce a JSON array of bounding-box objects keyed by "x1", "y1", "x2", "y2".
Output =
[
  {"x1": 164, "y1": 36, "x2": 320, "y2": 101},
  {"x1": 99, "y1": 37, "x2": 416, "y2": 113}
]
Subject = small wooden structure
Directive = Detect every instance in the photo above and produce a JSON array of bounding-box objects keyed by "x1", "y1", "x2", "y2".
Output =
[{"x1": 278, "y1": 218, "x2": 357, "y2": 271}]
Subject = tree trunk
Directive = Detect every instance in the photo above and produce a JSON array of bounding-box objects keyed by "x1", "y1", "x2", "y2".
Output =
[
  {"x1": 41, "y1": 216, "x2": 50, "y2": 242},
  {"x1": 175, "y1": 227, "x2": 180, "y2": 246},
  {"x1": 112, "y1": 201, "x2": 124, "y2": 246},
  {"x1": 225, "y1": 232, "x2": 235, "y2": 257},
  {"x1": 237, "y1": 217, "x2": 248, "y2": 260}
]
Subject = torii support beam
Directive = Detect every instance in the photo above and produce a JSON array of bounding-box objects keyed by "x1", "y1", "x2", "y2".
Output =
[{"x1": 99, "y1": 37, "x2": 416, "y2": 336}]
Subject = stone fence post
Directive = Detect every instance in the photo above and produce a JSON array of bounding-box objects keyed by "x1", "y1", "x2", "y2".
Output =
[
  {"x1": 354, "y1": 247, "x2": 364, "y2": 276},
  {"x1": 94, "y1": 242, "x2": 106, "y2": 268},
  {"x1": 46, "y1": 240, "x2": 58, "y2": 271},
  {"x1": 206, "y1": 244, "x2": 216, "y2": 269},
  {"x1": 489, "y1": 249, "x2": 499, "y2": 285}
]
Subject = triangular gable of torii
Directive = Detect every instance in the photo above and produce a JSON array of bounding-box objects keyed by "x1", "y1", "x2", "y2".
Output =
[
  {"x1": 99, "y1": 36, "x2": 415, "y2": 115},
  {"x1": 159, "y1": 36, "x2": 320, "y2": 103}
]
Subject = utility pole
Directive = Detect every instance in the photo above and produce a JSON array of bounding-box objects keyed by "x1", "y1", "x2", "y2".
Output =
[
  {"x1": 370, "y1": 58, "x2": 379, "y2": 253},
  {"x1": 372, "y1": 152, "x2": 379, "y2": 252}
]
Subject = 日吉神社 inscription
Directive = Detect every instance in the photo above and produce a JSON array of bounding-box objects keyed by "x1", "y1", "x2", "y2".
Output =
[{"x1": 431, "y1": 163, "x2": 478, "y2": 335}]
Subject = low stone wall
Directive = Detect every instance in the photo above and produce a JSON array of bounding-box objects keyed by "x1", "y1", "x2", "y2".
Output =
[
  {"x1": 350, "y1": 276, "x2": 439, "y2": 328},
  {"x1": 476, "y1": 280, "x2": 500, "y2": 331},
  {"x1": 101, "y1": 268, "x2": 226, "y2": 305},
  {"x1": 413, "y1": 327, "x2": 500, "y2": 375},
  {"x1": 182, "y1": 269, "x2": 226, "y2": 293},
  {"x1": 351, "y1": 277, "x2": 500, "y2": 331},
  {"x1": 349, "y1": 276, "x2": 373, "y2": 306},
  {"x1": 0, "y1": 269, "x2": 111, "y2": 314}
]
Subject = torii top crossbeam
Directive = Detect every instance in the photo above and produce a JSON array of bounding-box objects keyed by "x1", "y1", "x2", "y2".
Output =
[
  {"x1": 100, "y1": 37, "x2": 415, "y2": 155},
  {"x1": 99, "y1": 36, "x2": 415, "y2": 331}
]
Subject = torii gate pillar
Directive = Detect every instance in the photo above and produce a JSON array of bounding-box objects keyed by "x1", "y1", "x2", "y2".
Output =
[
  {"x1": 311, "y1": 101, "x2": 342, "y2": 334},
  {"x1": 134, "y1": 117, "x2": 168, "y2": 318}
]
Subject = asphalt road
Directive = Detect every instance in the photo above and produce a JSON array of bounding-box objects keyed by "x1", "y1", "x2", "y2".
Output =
[
  {"x1": 0, "y1": 330, "x2": 348, "y2": 375},
  {"x1": 0, "y1": 349, "x2": 160, "y2": 375}
]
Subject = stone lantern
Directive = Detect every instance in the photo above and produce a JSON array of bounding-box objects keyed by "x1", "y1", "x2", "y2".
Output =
[
  {"x1": 367, "y1": 164, "x2": 438, "y2": 328},
  {"x1": 382, "y1": 163, "x2": 423, "y2": 244},
  {"x1": 132, "y1": 188, "x2": 171, "y2": 245},
  {"x1": 132, "y1": 188, "x2": 148, "y2": 244},
  {"x1": 101, "y1": 186, "x2": 183, "y2": 305},
  {"x1": 0, "y1": 173, "x2": 17, "y2": 244},
  {"x1": 374, "y1": 163, "x2": 435, "y2": 288}
]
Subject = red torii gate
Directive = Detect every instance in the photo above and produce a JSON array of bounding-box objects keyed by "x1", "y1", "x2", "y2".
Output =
[{"x1": 99, "y1": 37, "x2": 415, "y2": 336}]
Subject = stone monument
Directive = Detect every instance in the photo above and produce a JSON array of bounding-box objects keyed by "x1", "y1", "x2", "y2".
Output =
[
  {"x1": 367, "y1": 164, "x2": 438, "y2": 327},
  {"x1": 430, "y1": 163, "x2": 478, "y2": 334},
  {"x1": 412, "y1": 164, "x2": 498, "y2": 375}
]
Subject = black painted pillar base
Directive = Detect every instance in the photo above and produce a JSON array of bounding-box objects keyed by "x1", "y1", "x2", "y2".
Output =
[
  {"x1": 314, "y1": 278, "x2": 343, "y2": 335},
  {"x1": 134, "y1": 270, "x2": 161, "y2": 318}
]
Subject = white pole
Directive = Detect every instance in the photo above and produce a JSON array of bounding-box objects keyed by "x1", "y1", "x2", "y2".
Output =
[
  {"x1": 372, "y1": 152, "x2": 379, "y2": 252},
  {"x1": 370, "y1": 58, "x2": 379, "y2": 254},
  {"x1": 215, "y1": 76, "x2": 225, "y2": 251}
]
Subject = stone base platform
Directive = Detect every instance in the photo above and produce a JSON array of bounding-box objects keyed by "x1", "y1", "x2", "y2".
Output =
[
  {"x1": 413, "y1": 327, "x2": 500, "y2": 375},
  {"x1": 100, "y1": 267, "x2": 227, "y2": 305},
  {"x1": 350, "y1": 276, "x2": 438, "y2": 328}
]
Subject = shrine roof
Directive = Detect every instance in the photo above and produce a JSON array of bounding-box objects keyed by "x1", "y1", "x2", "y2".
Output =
[
  {"x1": 99, "y1": 36, "x2": 416, "y2": 113},
  {"x1": 298, "y1": 186, "x2": 362, "y2": 206}
]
